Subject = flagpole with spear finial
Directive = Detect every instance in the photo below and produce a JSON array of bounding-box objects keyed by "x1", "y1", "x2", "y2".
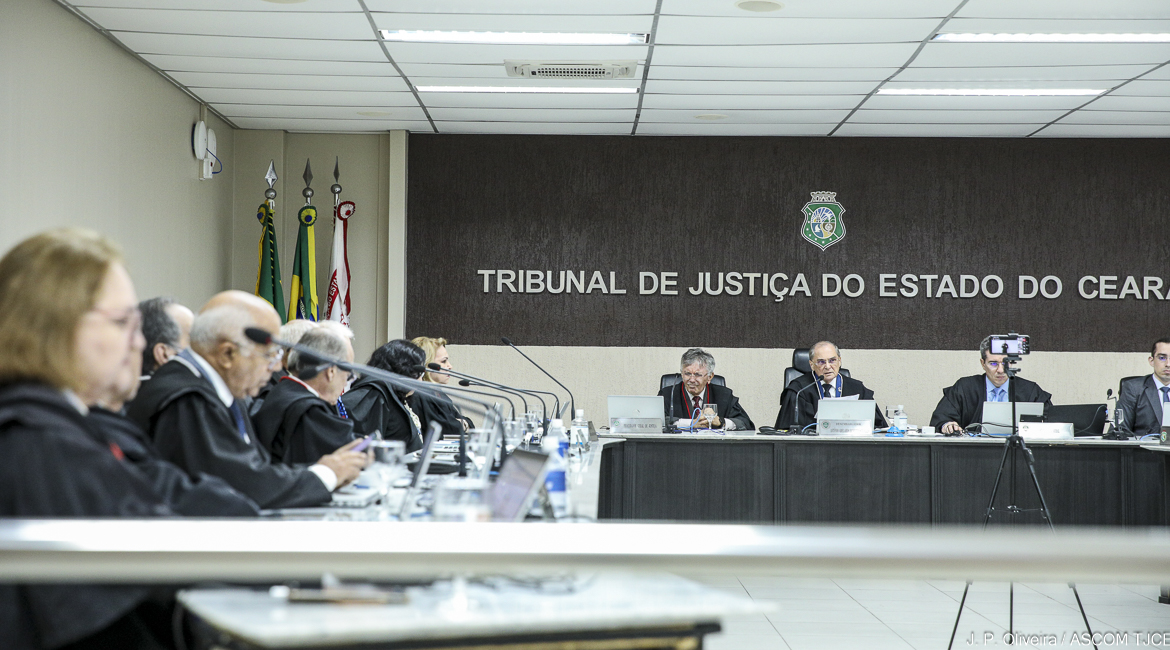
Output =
[{"x1": 255, "y1": 161, "x2": 286, "y2": 321}]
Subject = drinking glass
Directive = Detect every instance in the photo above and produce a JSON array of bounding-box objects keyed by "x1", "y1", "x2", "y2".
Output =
[
  {"x1": 432, "y1": 476, "x2": 490, "y2": 521},
  {"x1": 368, "y1": 440, "x2": 405, "y2": 508},
  {"x1": 701, "y1": 403, "x2": 720, "y2": 430},
  {"x1": 503, "y1": 419, "x2": 524, "y2": 453}
]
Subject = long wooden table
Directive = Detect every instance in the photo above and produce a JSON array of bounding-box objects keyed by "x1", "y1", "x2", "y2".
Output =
[{"x1": 596, "y1": 433, "x2": 1168, "y2": 526}]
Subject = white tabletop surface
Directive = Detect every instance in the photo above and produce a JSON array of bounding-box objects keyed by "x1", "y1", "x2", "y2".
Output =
[{"x1": 178, "y1": 572, "x2": 765, "y2": 647}]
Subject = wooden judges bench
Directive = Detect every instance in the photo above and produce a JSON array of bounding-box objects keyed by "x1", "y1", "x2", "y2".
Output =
[{"x1": 596, "y1": 434, "x2": 1169, "y2": 526}]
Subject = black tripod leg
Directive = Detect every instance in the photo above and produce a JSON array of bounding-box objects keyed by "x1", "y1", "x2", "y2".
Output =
[
  {"x1": 983, "y1": 436, "x2": 1015, "y2": 527},
  {"x1": 1019, "y1": 439, "x2": 1054, "y2": 528},
  {"x1": 1070, "y1": 583, "x2": 1098, "y2": 650},
  {"x1": 948, "y1": 581, "x2": 972, "y2": 650}
]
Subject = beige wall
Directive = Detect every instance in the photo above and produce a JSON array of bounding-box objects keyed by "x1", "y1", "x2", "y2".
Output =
[
  {"x1": 449, "y1": 345, "x2": 1153, "y2": 428},
  {"x1": 0, "y1": 0, "x2": 235, "y2": 309},
  {"x1": 229, "y1": 132, "x2": 391, "y2": 364}
]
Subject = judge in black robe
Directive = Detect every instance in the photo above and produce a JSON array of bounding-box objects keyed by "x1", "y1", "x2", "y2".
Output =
[
  {"x1": 126, "y1": 354, "x2": 332, "y2": 509},
  {"x1": 0, "y1": 383, "x2": 174, "y2": 650},
  {"x1": 251, "y1": 377, "x2": 356, "y2": 465},
  {"x1": 791, "y1": 374, "x2": 889, "y2": 430},
  {"x1": 657, "y1": 382, "x2": 754, "y2": 430},
  {"x1": 342, "y1": 374, "x2": 423, "y2": 452},
  {"x1": 930, "y1": 374, "x2": 1053, "y2": 431},
  {"x1": 409, "y1": 390, "x2": 467, "y2": 442},
  {"x1": 87, "y1": 406, "x2": 259, "y2": 516}
]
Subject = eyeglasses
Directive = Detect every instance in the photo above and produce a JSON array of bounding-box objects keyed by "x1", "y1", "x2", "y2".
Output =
[
  {"x1": 985, "y1": 360, "x2": 1006, "y2": 369},
  {"x1": 234, "y1": 341, "x2": 282, "y2": 363},
  {"x1": 89, "y1": 305, "x2": 142, "y2": 334},
  {"x1": 813, "y1": 357, "x2": 839, "y2": 367},
  {"x1": 681, "y1": 371, "x2": 709, "y2": 380},
  {"x1": 1155, "y1": 355, "x2": 1170, "y2": 363}
]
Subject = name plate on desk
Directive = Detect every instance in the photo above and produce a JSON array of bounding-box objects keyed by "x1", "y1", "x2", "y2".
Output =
[
  {"x1": 818, "y1": 419, "x2": 873, "y2": 437},
  {"x1": 610, "y1": 418, "x2": 663, "y2": 434}
]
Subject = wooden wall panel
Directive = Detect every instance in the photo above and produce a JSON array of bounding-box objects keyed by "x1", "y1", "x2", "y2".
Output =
[{"x1": 407, "y1": 135, "x2": 1170, "y2": 351}]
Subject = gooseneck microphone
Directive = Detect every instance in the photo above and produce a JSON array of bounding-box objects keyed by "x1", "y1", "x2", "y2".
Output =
[
  {"x1": 501, "y1": 336, "x2": 576, "y2": 419},
  {"x1": 792, "y1": 378, "x2": 821, "y2": 428},
  {"x1": 247, "y1": 328, "x2": 503, "y2": 478},
  {"x1": 430, "y1": 363, "x2": 555, "y2": 420},
  {"x1": 456, "y1": 377, "x2": 529, "y2": 415},
  {"x1": 407, "y1": 364, "x2": 518, "y2": 417}
]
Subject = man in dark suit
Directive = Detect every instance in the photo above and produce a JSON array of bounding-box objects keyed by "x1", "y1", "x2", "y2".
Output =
[
  {"x1": 930, "y1": 336, "x2": 1052, "y2": 434},
  {"x1": 1116, "y1": 337, "x2": 1170, "y2": 438},
  {"x1": 127, "y1": 290, "x2": 367, "y2": 509},
  {"x1": 658, "y1": 348, "x2": 753, "y2": 430},
  {"x1": 790, "y1": 341, "x2": 887, "y2": 429}
]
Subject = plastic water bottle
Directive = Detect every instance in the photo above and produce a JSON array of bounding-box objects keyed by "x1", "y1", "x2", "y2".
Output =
[
  {"x1": 541, "y1": 419, "x2": 569, "y2": 518},
  {"x1": 570, "y1": 409, "x2": 590, "y2": 456},
  {"x1": 892, "y1": 405, "x2": 908, "y2": 432}
]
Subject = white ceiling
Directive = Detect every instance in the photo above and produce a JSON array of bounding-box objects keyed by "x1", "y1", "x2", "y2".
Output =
[{"x1": 61, "y1": 0, "x2": 1170, "y2": 137}]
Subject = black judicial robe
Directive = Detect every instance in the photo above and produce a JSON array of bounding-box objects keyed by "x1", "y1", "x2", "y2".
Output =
[
  {"x1": 929, "y1": 374, "x2": 1053, "y2": 431},
  {"x1": 87, "y1": 407, "x2": 259, "y2": 517},
  {"x1": 0, "y1": 383, "x2": 172, "y2": 650},
  {"x1": 408, "y1": 390, "x2": 466, "y2": 441},
  {"x1": 791, "y1": 375, "x2": 889, "y2": 430},
  {"x1": 342, "y1": 376, "x2": 422, "y2": 452},
  {"x1": 657, "y1": 382, "x2": 754, "y2": 430},
  {"x1": 126, "y1": 360, "x2": 331, "y2": 509},
  {"x1": 251, "y1": 378, "x2": 356, "y2": 465},
  {"x1": 248, "y1": 369, "x2": 287, "y2": 417}
]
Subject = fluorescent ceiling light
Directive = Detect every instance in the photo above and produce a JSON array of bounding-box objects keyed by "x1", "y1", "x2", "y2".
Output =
[
  {"x1": 934, "y1": 33, "x2": 1170, "y2": 43},
  {"x1": 416, "y1": 86, "x2": 639, "y2": 94},
  {"x1": 380, "y1": 29, "x2": 648, "y2": 45},
  {"x1": 878, "y1": 88, "x2": 1105, "y2": 96}
]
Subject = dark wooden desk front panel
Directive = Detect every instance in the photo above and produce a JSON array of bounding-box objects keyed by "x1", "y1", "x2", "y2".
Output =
[{"x1": 597, "y1": 436, "x2": 1167, "y2": 526}]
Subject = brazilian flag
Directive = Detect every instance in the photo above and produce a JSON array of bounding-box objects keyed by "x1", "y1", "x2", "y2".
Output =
[
  {"x1": 288, "y1": 204, "x2": 318, "y2": 322},
  {"x1": 255, "y1": 202, "x2": 286, "y2": 323}
]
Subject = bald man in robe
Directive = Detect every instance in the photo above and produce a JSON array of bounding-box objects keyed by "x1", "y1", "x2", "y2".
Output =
[{"x1": 127, "y1": 291, "x2": 367, "y2": 509}]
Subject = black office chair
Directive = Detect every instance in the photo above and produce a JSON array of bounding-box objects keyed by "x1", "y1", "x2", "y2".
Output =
[
  {"x1": 1046, "y1": 404, "x2": 1107, "y2": 436},
  {"x1": 660, "y1": 373, "x2": 726, "y2": 391},
  {"x1": 782, "y1": 348, "x2": 851, "y2": 388}
]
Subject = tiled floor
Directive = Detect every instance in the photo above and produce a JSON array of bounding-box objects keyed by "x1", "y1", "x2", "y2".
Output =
[{"x1": 675, "y1": 573, "x2": 1170, "y2": 649}]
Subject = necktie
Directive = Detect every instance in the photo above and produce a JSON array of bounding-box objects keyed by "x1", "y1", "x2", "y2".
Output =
[
  {"x1": 823, "y1": 383, "x2": 833, "y2": 399},
  {"x1": 337, "y1": 398, "x2": 349, "y2": 419},
  {"x1": 692, "y1": 395, "x2": 701, "y2": 415},
  {"x1": 994, "y1": 387, "x2": 1005, "y2": 402},
  {"x1": 229, "y1": 400, "x2": 249, "y2": 441},
  {"x1": 1162, "y1": 387, "x2": 1169, "y2": 403}
]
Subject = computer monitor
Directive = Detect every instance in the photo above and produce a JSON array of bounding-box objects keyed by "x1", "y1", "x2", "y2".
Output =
[
  {"x1": 816, "y1": 399, "x2": 877, "y2": 436},
  {"x1": 487, "y1": 449, "x2": 550, "y2": 522},
  {"x1": 982, "y1": 402, "x2": 1045, "y2": 434},
  {"x1": 607, "y1": 395, "x2": 664, "y2": 433}
]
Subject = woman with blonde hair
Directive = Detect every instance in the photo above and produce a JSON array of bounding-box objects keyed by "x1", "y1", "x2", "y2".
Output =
[
  {"x1": 412, "y1": 335, "x2": 451, "y2": 384},
  {"x1": 409, "y1": 335, "x2": 472, "y2": 438}
]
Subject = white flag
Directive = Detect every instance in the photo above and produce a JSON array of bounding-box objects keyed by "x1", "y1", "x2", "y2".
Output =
[{"x1": 325, "y1": 200, "x2": 354, "y2": 325}]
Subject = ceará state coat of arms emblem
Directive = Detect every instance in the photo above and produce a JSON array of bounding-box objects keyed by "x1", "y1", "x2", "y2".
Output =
[{"x1": 801, "y1": 191, "x2": 846, "y2": 251}]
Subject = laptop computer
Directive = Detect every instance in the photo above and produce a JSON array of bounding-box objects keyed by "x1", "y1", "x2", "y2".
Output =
[
  {"x1": 816, "y1": 399, "x2": 877, "y2": 436},
  {"x1": 982, "y1": 402, "x2": 1045, "y2": 434},
  {"x1": 399, "y1": 422, "x2": 442, "y2": 519},
  {"x1": 487, "y1": 448, "x2": 551, "y2": 522},
  {"x1": 607, "y1": 395, "x2": 665, "y2": 433}
]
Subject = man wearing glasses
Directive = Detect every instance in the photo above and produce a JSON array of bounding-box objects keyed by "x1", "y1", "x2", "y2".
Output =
[
  {"x1": 1115, "y1": 338, "x2": 1170, "y2": 438},
  {"x1": 128, "y1": 291, "x2": 367, "y2": 509},
  {"x1": 251, "y1": 327, "x2": 358, "y2": 464},
  {"x1": 658, "y1": 348, "x2": 754, "y2": 431},
  {"x1": 930, "y1": 336, "x2": 1052, "y2": 435},
  {"x1": 788, "y1": 341, "x2": 887, "y2": 429}
]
